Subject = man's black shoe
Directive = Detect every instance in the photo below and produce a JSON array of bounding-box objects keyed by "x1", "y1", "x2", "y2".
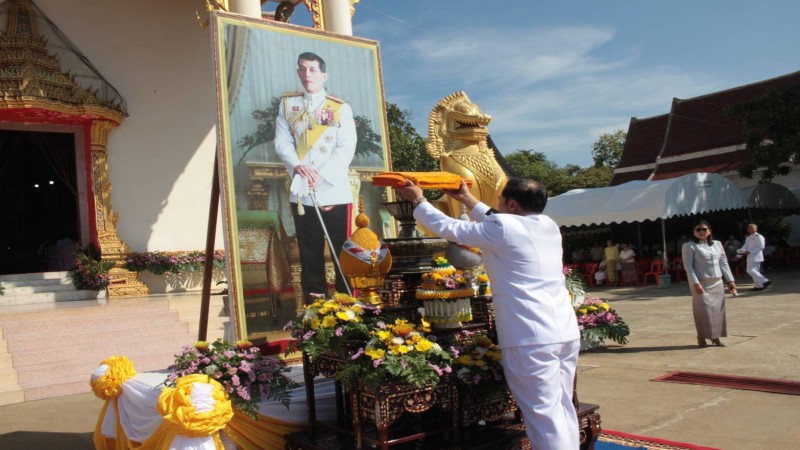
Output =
[
  {"x1": 763, "y1": 281, "x2": 772, "y2": 289},
  {"x1": 750, "y1": 287, "x2": 765, "y2": 291}
]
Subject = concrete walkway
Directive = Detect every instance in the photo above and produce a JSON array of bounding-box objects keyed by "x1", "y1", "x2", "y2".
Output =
[{"x1": 0, "y1": 269, "x2": 797, "y2": 449}]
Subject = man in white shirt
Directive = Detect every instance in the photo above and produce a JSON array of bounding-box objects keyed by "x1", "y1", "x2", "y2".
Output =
[
  {"x1": 396, "y1": 177, "x2": 580, "y2": 450},
  {"x1": 274, "y1": 52, "x2": 357, "y2": 303},
  {"x1": 738, "y1": 223, "x2": 771, "y2": 291}
]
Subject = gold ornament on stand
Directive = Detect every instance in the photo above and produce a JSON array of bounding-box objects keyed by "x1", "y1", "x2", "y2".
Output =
[{"x1": 339, "y1": 197, "x2": 392, "y2": 305}]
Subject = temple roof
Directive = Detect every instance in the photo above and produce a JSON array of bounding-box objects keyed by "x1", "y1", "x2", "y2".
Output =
[
  {"x1": 613, "y1": 71, "x2": 800, "y2": 184},
  {"x1": 0, "y1": 0, "x2": 126, "y2": 115}
]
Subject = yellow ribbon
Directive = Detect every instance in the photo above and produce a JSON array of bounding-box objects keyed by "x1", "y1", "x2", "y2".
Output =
[
  {"x1": 91, "y1": 356, "x2": 137, "y2": 450},
  {"x1": 137, "y1": 374, "x2": 233, "y2": 450}
]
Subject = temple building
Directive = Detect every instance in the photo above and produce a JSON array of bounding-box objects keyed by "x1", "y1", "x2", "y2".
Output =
[{"x1": 0, "y1": 0, "x2": 352, "y2": 295}]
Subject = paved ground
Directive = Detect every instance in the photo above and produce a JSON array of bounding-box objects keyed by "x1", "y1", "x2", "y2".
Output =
[{"x1": 0, "y1": 268, "x2": 797, "y2": 449}]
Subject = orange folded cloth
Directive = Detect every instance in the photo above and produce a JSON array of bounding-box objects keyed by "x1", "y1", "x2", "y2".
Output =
[{"x1": 372, "y1": 172, "x2": 472, "y2": 190}]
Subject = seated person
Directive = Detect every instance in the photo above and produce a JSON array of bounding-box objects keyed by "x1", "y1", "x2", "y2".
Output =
[{"x1": 594, "y1": 259, "x2": 607, "y2": 286}]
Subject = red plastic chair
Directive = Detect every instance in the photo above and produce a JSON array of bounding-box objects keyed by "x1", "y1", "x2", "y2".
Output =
[
  {"x1": 669, "y1": 256, "x2": 685, "y2": 282},
  {"x1": 582, "y1": 262, "x2": 599, "y2": 287},
  {"x1": 636, "y1": 259, "x2": 650, "y2": 284},
  {"x1": 643, "y1": 259, "x2": 664, "y2": 285}
]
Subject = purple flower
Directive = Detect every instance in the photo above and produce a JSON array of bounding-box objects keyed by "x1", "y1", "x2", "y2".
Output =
[{"x1": 335, "y1": 327, "x2": 343, "y2": 337}]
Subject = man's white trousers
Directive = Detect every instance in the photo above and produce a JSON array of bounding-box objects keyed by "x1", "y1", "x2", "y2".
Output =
[
  {"x1": 746, "y1": 260, "x2": 769, "y2": 288},
  {"x1": 503, "y1": 340, "x2": 580, "y2": 450}
]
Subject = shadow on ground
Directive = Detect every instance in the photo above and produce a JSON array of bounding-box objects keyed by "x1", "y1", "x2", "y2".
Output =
[{"x1": 0, "y1": 431, "x2": 94, "y2": 450}]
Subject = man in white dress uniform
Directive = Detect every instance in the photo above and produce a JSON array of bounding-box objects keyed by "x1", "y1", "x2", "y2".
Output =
[
  {"x1": 738, "y1": 223, "x2": 771, "y2": 291},
  {"x1": 397, "y1": 177, "x2": 580, "y2": 450},
  {"x1": 274, "y1": 52, "x2": 357, "y2": 303}
]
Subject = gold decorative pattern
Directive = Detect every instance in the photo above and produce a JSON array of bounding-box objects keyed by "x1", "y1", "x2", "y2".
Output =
[
  {"x1": 0, "y1": 0, "x2": 146, "y2": 296},
  {"x1": 301, "y1": 0, "x2": 323, "y2": 29},
  {"x1": 427, "y1": 91, "x2": 508, "y2": 217}
]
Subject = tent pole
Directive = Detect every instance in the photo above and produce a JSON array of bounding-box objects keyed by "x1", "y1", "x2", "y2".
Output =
[
  {"x1": 636, "y1": 223, "x2": 643, "y2": 257},
  {"x1": 661, "y1": 218, "x2": 668, "y2": 274}
]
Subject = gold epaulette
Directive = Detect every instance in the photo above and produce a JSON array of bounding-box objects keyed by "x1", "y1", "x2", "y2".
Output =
[
  {"x1": 326, "y1": 94, "x2": 345, "y2": 104},
  {"x1": 282, "y1": 91, "x2": 303, "y2": 97}
]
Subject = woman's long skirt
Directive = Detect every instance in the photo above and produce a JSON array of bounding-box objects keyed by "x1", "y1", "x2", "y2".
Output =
[
  {"x1": 692, "y1": 277, "x2": 727, "y2": 339},
  {"x1": 606, "y1": 259, "x2": 618, "y2": 284},
  {"x1": 622, "y1": 262, "x2": 638, "y2": 285}
]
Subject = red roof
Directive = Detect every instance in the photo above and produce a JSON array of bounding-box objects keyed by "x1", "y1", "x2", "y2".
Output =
[
  {"x1": 615, "y1": 70, "x2": 800, "y2": 184},
  {"x1": 651, "y1": 151, "x2": 752, "y2": 180},
  {"x1": 660, "y1": 71, "x2": 800, "y2": 158},
  {"x1": 610, "y1": 114, "x2": 668, "y2": 185}
]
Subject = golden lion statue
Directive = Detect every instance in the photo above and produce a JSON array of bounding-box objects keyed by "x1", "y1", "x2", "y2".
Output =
[{"x1": 427, "y1": 91, "x2": 508, "y2": 217}]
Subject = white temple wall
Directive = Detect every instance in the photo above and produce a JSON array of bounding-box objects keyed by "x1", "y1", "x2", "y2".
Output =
[{"x1": 36, "y1": 0, "x2": 224, "y2": 254}]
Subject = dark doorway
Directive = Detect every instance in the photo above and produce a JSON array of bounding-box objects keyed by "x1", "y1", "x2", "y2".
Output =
[{"x1": 0, "y1": 130, "x2": 80, "y2": 275}]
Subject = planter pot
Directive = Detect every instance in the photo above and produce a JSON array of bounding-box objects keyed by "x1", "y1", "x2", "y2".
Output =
[{"x1": 580, "y1": 338, "x2": 606, "y2": 352}]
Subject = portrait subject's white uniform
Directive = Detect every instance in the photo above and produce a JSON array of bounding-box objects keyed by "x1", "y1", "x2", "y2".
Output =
[
  {"x1": 414, "y1": 201, "x2": 580, "y2": 450},
  {"x1": 274, "y1": 89, "x2": 356, "y2": 207}
]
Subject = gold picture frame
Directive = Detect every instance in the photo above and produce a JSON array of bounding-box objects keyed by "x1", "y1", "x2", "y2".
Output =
[{"x1": 211, "y1": 11, "x2": 392, "y2": 342}]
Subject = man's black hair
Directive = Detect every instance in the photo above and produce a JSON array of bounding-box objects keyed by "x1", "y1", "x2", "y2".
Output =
[
  {"x1": 297, "y1": 51, "x2": 326, "y2": 73},
  {"x1": 501, "y1": 177, "x2": 548, "y2": 213}
]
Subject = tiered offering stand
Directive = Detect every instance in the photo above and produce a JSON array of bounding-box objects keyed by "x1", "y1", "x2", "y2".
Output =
[{"x1": 285, "y1": 201, "x2": 601, "y2": 449}]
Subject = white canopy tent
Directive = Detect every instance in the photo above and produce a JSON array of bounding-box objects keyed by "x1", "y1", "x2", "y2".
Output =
[
  {"x1": 546, "y1": 173, "x2": 748, "y2": 228},
  {"x1": 546, "y1": 173, "x2": 748, "y2": 274}
]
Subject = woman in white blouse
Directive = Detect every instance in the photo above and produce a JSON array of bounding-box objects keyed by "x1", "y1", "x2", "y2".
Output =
[{"x1": 681, "y1": 220, "x2": 737, "y2": 347}]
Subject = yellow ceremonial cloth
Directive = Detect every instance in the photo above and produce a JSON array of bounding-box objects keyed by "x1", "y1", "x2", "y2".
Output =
[
  {"x1": 137, "y1": 374, "x2": 234, "y2": 450},
  {"x1": 91, "y1": 356, "x2": 137, "y2": 450},
  {"x1": 223, "y1": 409, "x2": 306, "y2": 450}
]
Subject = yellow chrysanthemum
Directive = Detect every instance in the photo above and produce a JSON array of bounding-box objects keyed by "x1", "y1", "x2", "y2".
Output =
[
  {"x1": 321, "y1": 315, "x2": 338, "y2": 328},
  {"x1": 310, "y1": 317, "x2": 321, "y2": 330},
  {"x1": 392, "y1": 321, "x2": 414, "y2": 337},
  {"x1": 457, "y1": 355, "x2": 474, "y2": 366},
  {"x1": 365, "y1": 348, "x2": 385, "y2": 360},
  {"x1": 435, "y1": 256, "x2": 448, "y2": 265},
  {"x1": 415, "y1": 339, "x2": 433, "y2": 352},
  {"x1": 601, "y1": 303, "x2": 610, "y2": 310},
  {"x1": 477, "y1": 274, "x2": 490, "y2": 283},
  {"x1": 474, "y1": 358, "x2": 487, "y2": 367},
  {"x1": 487, "y1": 350, "x2": 502, "y2": 362},
  {"x1": 395, "y1": 345, "x2": 410, "y2": 354},
  {"x1": 376, "y1": 330, "x2": 391, "y2": 341},
  {"x1": 335, "y1": 310, "x2": 356, "y2": 321},
  {"x1": 431, "y1": 273, "x2": 443, "y2": 281}
]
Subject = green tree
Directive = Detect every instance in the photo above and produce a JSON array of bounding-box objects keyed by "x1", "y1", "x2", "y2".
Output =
[
  {"x1": 591, "y1": 129, "x2": 626, "y2": 168},
  {"x1": 386, "y1": 103, "x2": 437, "y2": 173},
  {"x1": 725, "y1": 86, "x2": 800, "y2": 181},
  {"x1": 504, "y1": 150, "x2": 568, "y2": 194}
]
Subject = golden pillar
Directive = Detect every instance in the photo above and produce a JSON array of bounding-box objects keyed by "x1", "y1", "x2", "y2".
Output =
[{"x1": 90, "y1": 120, "x2": 150, "y2": 297}]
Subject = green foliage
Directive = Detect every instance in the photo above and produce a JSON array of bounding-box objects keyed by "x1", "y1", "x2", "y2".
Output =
[
  {"x1": 387, "y1": 103, "x2": 437, "y2": 172},
  {"x1": 591, "y1": 129, "x2": 626, "y2": 169},
  {"x1": 725, "y1": 86, "x2": 800, "y2": 181},
  {"x1": 237, "y1": 97, "x2": 281, "y2": 164},
  {"x1": 68, "y1": 244, "x2": 116, "y2": 291},
  {"x1": 504, "y1": 150, "x2": 612, "y2": 195},
  {"x1": 757, "y1": 217, "x2": 792, "y2": 245}
]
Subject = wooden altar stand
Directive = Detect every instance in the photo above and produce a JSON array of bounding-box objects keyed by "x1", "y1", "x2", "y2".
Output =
[{"x1": 285, "y1": 297, "x2": 601, "y2": 450}]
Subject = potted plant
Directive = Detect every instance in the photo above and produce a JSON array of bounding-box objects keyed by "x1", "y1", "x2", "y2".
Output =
[{"x1": 68, "y1": 244, "x2": 115, "y2": 293}]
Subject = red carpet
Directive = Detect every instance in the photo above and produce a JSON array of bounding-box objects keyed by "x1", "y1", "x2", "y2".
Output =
[
  {"x1": 652, "y1": 371, "x2": 800, "y2": 395},
  {"x1": 600, "y1": 429, "x2": 722, "y2": 450}
]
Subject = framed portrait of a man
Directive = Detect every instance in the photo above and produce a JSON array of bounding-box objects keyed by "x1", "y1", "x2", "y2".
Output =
[{"x1": 211, "y1": 12, "x2": 392, "y2": 342}]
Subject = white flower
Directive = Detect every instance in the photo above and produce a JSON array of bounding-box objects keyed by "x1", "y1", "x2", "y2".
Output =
[{"x1": 392, "y1": 337, "x2": 404, "y2": 345}]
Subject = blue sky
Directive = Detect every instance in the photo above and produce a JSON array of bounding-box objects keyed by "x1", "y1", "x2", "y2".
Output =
[{"x1": 286, "y1": 1, "x2": 800, "y2": 167}]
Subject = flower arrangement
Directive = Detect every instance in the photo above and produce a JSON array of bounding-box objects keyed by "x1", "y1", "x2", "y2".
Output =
[
  {"x1": 285, "y1": 293, "x2": 379, "y2": 361},
  {"x1": 124, "y1": 250, "x2": 225, "y2": 275},
  {"x1": 416, "y1": 257, "x2": 474, "y2": 301},
  {"x1": 575, "y1": 297, "x2": 630, "y2": 349},
  {"x1": 335, "y1": 318, "x2": 454, "y2": 391},
  {"x1": 451, "y1": 330, "x2": 505, "y2": 395},
  {"x1": 476, "y1": 273, "x2": 491, "y2": 296},
  {"x1": 68, "y1": 244, "x2": 115, "y2": 291},
  {"x1": 165, "y1": 339, "x2": 298, "y2": 419}
]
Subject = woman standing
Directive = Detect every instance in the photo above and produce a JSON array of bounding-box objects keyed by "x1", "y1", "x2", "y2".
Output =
[
  {"x1": 619, "y1": 243, "x2": 638, "y2": 285},
  {"x1": 604, "y1": 240, "x2": 620, "y2": 286},
  {"x1": 681, "y1": 220, "x2": 736, "y2": 347}
]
